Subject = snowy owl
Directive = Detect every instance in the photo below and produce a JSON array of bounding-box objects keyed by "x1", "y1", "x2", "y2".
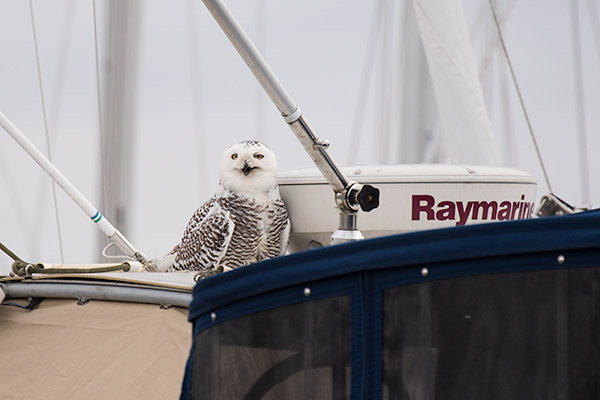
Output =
[{"x1": 146, "y1": 140, "x2": 290, "y2": 272}]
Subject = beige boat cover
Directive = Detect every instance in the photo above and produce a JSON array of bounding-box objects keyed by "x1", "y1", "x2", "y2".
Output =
[{"x1": 0, "y1": 298, "x2": 190, "y2": 399}]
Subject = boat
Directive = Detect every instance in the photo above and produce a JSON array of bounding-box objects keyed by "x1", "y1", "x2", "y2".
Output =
[
  {"x1": 177, "y1": 0, "x2": 600, "y2": 398},
  {"x1": 0, "y1": 268, "x2": 195, "y2": 398},
  {"x1": 180, "y1": 208, "x2": 600, "y2": 399},
  {"x1": 1, "y1": 0, "x2": 598, "y2": 399}
]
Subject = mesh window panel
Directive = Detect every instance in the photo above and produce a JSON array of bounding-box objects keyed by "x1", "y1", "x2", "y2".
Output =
[
  {"x1": 382, "y1": 268, "x2": 600, "y2": 400},
  {"x1": 191, "y1": 296, "x2": 352, "y2": 400}
]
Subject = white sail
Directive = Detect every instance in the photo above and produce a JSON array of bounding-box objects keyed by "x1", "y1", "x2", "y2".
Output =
[
  {"x1": 398, "y1": 0, "x2": 448, "y2": 165},
  {"x1": 412, "y1": 0, "x2": 501, "y2": 166}
]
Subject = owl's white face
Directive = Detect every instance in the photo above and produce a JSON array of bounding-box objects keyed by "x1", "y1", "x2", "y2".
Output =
[{"x1": 220, "y1": 140, "x2": 279, "y2": 197}]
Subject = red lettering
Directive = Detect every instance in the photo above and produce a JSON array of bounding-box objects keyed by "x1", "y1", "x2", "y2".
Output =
[
  {"x1": 511, "y1": 202, "x2": 519, "y2": 219},
  {"x1": 436, "y1": 201, "x2": 455, "y2": 221},
  {"x1": 456, "y1": 201, "x2": 474, "y2": 226},
  {"x1": 472, "y1": 201, "x2": 498, "y2": 220},
  {"x1": 412, "y1": 195, "x2": 435, "y2": 221},
  {"x1": 411, "y1": 195, "x2": 532, "y2": 224},
  {"x1": 498, "y1": 201, "x2": 511, "y2": 220}
]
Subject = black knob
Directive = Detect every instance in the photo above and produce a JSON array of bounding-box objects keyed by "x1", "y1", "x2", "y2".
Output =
[{"x1": 357, "y1": 184, "x2": 380, "y2": 212}]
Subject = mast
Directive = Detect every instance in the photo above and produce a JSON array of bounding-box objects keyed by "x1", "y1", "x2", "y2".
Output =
[
  {"x1": 98, "y1": 0, "x2": 142, "y2": 257},
  {"x1": 568, "y1": 0, "x2": 590, "y2": 203}
]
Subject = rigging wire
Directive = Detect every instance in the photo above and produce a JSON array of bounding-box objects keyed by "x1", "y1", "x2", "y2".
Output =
[
  {"x1": 476, "y1": 0, "x2": 517, "y2": 166},
  {"x1": 479, "y1": 6, "x2": 496, "y2": 135},
  {"x1": 569, "y1": 1, "x2": 590, "y2": 203},
  {"x1": 48, "y1": 0, "x2": 76, "y2": 135},
  {"x1": 487, "y1": 0, "x2": 553, "y2": 193},
  {"x1": 347, "y1": 0, "x2": 384, "y2": 164},
  {"x1": 92, "y1": 0, "x2": 110, "y2": 257},
  {"x1": 29, "y1": 0, "x2": 77, "y2": 261},
  {"x1": 28, "y1": 0, "x2": 65, "y2": 264},
  {"x1": 478, "y1": 0, "x2": 517, "y2": 86}
]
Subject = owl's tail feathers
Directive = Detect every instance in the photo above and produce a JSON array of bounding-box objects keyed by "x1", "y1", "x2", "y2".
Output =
[{"x1": 142, "y1": 252, "x2": 177, "y2": 272}]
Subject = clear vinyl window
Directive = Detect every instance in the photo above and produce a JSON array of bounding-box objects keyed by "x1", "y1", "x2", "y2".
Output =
[
  {"x1": 191, "y1": 295, "x2": 352, "y2": 400},
  {"x1": 382, "y1": 268, "x2": 600, "y2": 399}
]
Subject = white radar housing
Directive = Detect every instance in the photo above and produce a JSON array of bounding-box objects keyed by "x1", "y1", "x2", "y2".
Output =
[{"x1": 278, "y1": 164, "x2": 537, "y2": 252}]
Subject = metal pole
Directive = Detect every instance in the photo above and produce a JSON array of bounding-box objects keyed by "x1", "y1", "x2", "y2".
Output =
[
  {"x1": 202, "y1": 0, "x2": 350, "y2": 193},
  {"x1": 202, "y1": 0, "x2": 295, "y2": 115},
  {"x1": 201, "y1": 0, "x2": 379, "y2": 223},
  {"x1": 0, "y1": 111, "x2": 146, "y2": 262},
  {"x1": 569, "y1": 0, "x2": 590, "y2": 203}
]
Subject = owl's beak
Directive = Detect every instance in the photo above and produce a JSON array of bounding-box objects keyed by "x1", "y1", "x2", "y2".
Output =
[{"x1": 241, "y1": 161, "x2": 256, "y2": 176}]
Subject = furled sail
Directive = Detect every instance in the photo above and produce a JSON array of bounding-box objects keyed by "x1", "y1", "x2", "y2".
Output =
[{"x1": 412, "y1": 0, "x2": 501, "y2": 165}]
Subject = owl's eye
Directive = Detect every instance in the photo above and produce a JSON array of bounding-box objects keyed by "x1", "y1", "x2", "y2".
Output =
[
  {"x1": 253, "y1": 153, "x2": 264, "y2": 159},
  {"x1": 231, "y1": 153, "x2": 238, "y2": 160}
]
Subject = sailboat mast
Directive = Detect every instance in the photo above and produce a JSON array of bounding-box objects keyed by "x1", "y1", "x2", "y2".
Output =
[{"x1": 98, "y1": 0, "x2": 142, "y2": 255}]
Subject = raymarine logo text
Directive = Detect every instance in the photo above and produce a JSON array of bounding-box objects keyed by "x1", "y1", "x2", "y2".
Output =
[{"x1": 411, "y1": 194, "x2": 534, "y2": 226}]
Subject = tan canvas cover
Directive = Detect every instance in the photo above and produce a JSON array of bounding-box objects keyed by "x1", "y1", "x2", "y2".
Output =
[{"x1": 0, "y1": 298, "x2": 190, "y2": 399}]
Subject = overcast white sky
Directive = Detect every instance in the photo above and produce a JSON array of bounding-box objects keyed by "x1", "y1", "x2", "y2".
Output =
[{"x1": 0, "y1": 0, "x2": 598, "y2": 274}]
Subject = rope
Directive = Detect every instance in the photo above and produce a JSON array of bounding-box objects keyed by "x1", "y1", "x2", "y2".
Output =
[
  {"x1": 487, "y1": 0, "x2": 553, "y2": 193},
  {"x1": 101, "y1": 241, "x2": 136, "y2": 262},
  {"x1": 28, "y1": 0, "x2": 66, "y2": 263},
  {"x1": 2, "y1": 298, "x2": 44, "y2": 311},
  {"x1": 2, "y1": 240, "x2": 135, "y2": 277},
  {"x1": 11, "y1": 260, "x2": 134, "y2": 277},
  {"x1": 0, "y1": 241, "x2": 23, "y2": 262}
]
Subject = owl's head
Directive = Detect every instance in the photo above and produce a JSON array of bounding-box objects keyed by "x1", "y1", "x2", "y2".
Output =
[{"x1": 220, "y1": 140, "x2": 279, "y2": 196}]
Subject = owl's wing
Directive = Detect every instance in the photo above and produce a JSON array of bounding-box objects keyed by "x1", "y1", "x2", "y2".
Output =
[
  {"x1": 261, "y1": 198, "x2": 291, "y2": 259},
  {"x1": 274, "y1": 199, "x2": 291, "y2": 255},
  {"x1": 171, "y1": 199, "x2": 235, "y2": 272}
]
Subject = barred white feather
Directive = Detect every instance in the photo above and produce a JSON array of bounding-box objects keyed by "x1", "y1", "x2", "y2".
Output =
[{"x1": 154, "y1": 140, "x2": 290, "y2": 272}]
